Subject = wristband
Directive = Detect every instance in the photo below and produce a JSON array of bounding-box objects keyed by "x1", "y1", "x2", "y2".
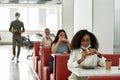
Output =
[{"x1": 97, "y1": 53, "x2": 102, "y2": 58}]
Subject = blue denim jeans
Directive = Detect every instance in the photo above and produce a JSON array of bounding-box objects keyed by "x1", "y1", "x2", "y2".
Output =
[{"x1": 49, "y1": 55, "x2": 54, "y2": 73}]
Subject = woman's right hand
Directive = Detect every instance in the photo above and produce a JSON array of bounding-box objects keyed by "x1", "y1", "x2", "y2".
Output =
[
  {"x1": 81, "y1": 51, "x2": 87, "y2": 60},
  {"x1": 59, "y1": 38, "x2": 69, "y2": 43},
  {"x1": 58, "y1": 38, "x2": 63, "y2": 42},
  {"x1": 77, "y1": 52, "x2": 87, "y2": 64}
]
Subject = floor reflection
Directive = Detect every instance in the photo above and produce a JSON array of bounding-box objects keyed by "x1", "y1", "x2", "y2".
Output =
[
  {"x1": 9, "y1": 63, "x2": 20, "y2": 80},
  {"x1": 0, "y1": 45, "x2": 39, "y2": 80}
]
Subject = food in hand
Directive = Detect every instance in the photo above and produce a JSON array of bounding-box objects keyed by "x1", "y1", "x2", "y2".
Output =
[
  {"x1": 86, "y1": 49, "x2": 90, "y2": 54},
  {"x1": 82, "y1": 65, "x2": 89, "y2": 69},
  {"x1": 82, "y1": 65, "x2": 95, "y2": 69}
]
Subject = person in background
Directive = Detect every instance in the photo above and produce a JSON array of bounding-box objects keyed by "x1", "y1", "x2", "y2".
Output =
[
  {"x1": 9, "y1": 12, "x2": 25, "y2": 63},
  {"x1": 67, "y1": 29, "x2": 106, "y2": 80},
  {"x1": 51, "y1": 29, "x2": 70, "y2": 53},
  {"x1": 49, "y1": 29, "x2": 71, "y2": 73},
  {"x1": 41, "y1": 28, "x2": 54, "y2": 46}
]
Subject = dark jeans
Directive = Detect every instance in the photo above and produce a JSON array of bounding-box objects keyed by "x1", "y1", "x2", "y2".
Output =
[
  {"x1": 12, "y1": 34, "x2": 22, "y2": 58},
  {"x1": 49, "y1": 55, "x2": 54, "y2": 73}
]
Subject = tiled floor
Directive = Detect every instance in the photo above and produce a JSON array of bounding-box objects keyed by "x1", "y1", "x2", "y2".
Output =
[{"x1": 0, "y1": 45, "x2": 39, "y2": 80}]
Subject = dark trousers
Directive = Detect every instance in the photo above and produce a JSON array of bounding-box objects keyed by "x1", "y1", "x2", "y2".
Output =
[
  {"x1": 12, "y1": 34, "x2": 22, "y2": 58},
  {"x1": 49, "y1": 55, "x2": 54, "y2": 73}
]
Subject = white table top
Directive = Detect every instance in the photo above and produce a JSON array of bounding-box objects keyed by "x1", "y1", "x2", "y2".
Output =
[
  {"x1": 68, "y1": 66, "x2": 120, "y2": 77},
  {"x1": 22, "y1": 34, "x2": 42, "y2": 42}
]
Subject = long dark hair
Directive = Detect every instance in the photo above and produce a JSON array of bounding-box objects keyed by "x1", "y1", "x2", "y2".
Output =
[
  {"x1": 50, "y1": 29, "x2": 68, "y2": 53},
  {"x1": 71, "y1": 29, "x2": 99, "y2": 50},
  {"x1": 51, "y1": 29, "x2": 68, "y2": 44}
]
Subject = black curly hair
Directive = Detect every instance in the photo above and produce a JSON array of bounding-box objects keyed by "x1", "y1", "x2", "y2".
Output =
[{"x1": 70, "y1": 29, "x2": 99, "y2": 50}]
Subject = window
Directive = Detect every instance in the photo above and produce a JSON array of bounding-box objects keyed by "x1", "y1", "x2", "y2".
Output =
[
  {"x1": 0, "y1": 4, "x2": 62, "y2": 31},
  {"x1": 0, "y1": 7, "x2": 10, "y2": 30}
]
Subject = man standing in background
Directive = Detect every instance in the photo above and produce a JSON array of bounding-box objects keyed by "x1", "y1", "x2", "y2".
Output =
[{"x1": 9, "y1": 12, "x2": 25, "y2": 63}]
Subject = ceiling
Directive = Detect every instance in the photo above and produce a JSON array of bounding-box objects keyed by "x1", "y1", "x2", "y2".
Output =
[{"x1": 0, "y1": 0, "x2": 62, "y2": 4}]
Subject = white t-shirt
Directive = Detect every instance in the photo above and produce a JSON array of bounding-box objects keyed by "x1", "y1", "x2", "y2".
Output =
[{"x1": 42, "y1": 35, "x2": 54, "y2": 46}]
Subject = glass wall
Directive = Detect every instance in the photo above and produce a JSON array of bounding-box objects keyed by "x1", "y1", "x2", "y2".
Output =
[{"x1": 0, "y1": 4, "x2": 62, "y2": 31}]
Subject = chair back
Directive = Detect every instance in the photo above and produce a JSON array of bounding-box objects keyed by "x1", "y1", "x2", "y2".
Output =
[
  {"x1": 34, "y1": 42, "x2": 41, "y2": 56},
  {"x1": 103, "y1": 54, "x2": 120, "y2": 66},
  {"x1": 54, "y1": 54, "x2": 71, "y2": 80}
]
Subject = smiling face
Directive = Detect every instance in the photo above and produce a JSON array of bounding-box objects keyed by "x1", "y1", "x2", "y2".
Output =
[{"x1": 81, "y1": 34, "x2": 91, "y2": 48}]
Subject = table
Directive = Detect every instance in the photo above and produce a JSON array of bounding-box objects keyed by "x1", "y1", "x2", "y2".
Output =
[
  {"x1": 23, "y1": 34, "x2": 42, "y2": 59},
  {"x1": 68, "y1": 66, "x2": 120, "y2": 77},
  {"x1": 29, "y1": 35, "x2": 42, "y2": 42}
]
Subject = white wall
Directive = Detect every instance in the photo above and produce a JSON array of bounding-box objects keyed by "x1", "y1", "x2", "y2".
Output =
[
  {"x1": 114, "y1": 0, "x2": 120, "y2": 53},
  {"x1": 62, "y1": 0, "x2": 74, "y2": 41},
  {"x1": 93, "y1": 0, "x2": 114, "y2": 54},
  {"x1": 0, "y1": 31, "x2": 12, "y2": 44},
  {"x1": 62, "y1": 0, "x2": 92, "y2": 40},
  {"x1": 70, "y1": 0, "x2": 114, "y2": 53},
  {"x1": 62, "y1": 0, "x2": 114, "y2": 53},
  {"x1": 74, "y1": 0, "x2": 92, "y2": 33}
]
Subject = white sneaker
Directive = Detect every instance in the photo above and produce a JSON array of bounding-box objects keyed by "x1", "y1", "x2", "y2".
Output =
[
  {"x1": 11, "y1": 56, "x2": 15, "y2": 61},
  {"x1": 16, "y1": 58, "x2": 19, "y2": 63}
]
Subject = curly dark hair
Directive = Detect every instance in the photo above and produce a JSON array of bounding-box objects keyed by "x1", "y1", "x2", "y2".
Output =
[{"x1": 70, "y1": 29, "x2": 99, "y2": 50}]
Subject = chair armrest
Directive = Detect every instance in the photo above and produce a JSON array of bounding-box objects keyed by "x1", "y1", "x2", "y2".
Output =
[
  {"x1": 50, "y1": 73, "x2": 54, "y2": 80},
  {"x1": 38, "y1": 60, "x2": 42, "y2": 79},
  {"x1": 43, "y1": 66, "x2": 50, "y2": 80},
  {"x1": 33, "y1": 56, "x2": 40, "y2": 72}
]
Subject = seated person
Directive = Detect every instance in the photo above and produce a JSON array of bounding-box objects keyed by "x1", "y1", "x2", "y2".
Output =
[
  {"x1": 41, "y1": 28, "x2": 54, "y2": 46},
  {"x1": 67, "y1": 29, "x2": 106, "y2": 80},
  {"x1": 49, "y1": 29, "x2": 71, "y2": 73}
]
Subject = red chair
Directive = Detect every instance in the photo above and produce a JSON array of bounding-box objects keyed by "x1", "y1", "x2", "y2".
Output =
[
  {"x1": 38, "y1": 46, "x2": 51, "y2": 80},
  {"x1": 33, "y1": 41, "x2": 41, "y2": 72},
  {"x1": 55, "y1": 54, "x2": 71, "y2": 80},
  {"x1": 88, "y1": 76, "x2": 120, "y2": 80},
  {"x1": 103, "y1": 54, "x2": 120, "y2": 66},
  {"x1": 88, "y1": 54, "x2": 120, "y2": 80},
  {"x1": 34, "y1": 42, "x2": 41, "y2": 56},
  {"x1": 39, "y1": 52, "x2": 71, "y2": 80},
  {"x1": 50, "y1": 54, "x2": 71, "y2": 80}
]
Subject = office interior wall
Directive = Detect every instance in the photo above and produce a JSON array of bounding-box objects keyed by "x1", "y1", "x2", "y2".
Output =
[
  {"x1": 114, "y1": 0, "x2": 120, "y2": 53},
  {"x1": 0, "y1": 31, "x2": 12, "y2": 44},
  {"x1": 62, "y1": 0, "x2": 74, "y2": 41},
  {"x1": 73, "y1": 0, "x2": 114, "y2": 53},
  {"x1": 0, "y1": 0, "x2": 115, "y2": 54},
  {"x1": 93, "y1": 0, "x2": 114, "y2": 54},
  {"x1": 74, "y1": 0, "x2": 92, "y2": 33},
  {"x1": 62, "y1": 0, "x2": 92, "y2": 41}
]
